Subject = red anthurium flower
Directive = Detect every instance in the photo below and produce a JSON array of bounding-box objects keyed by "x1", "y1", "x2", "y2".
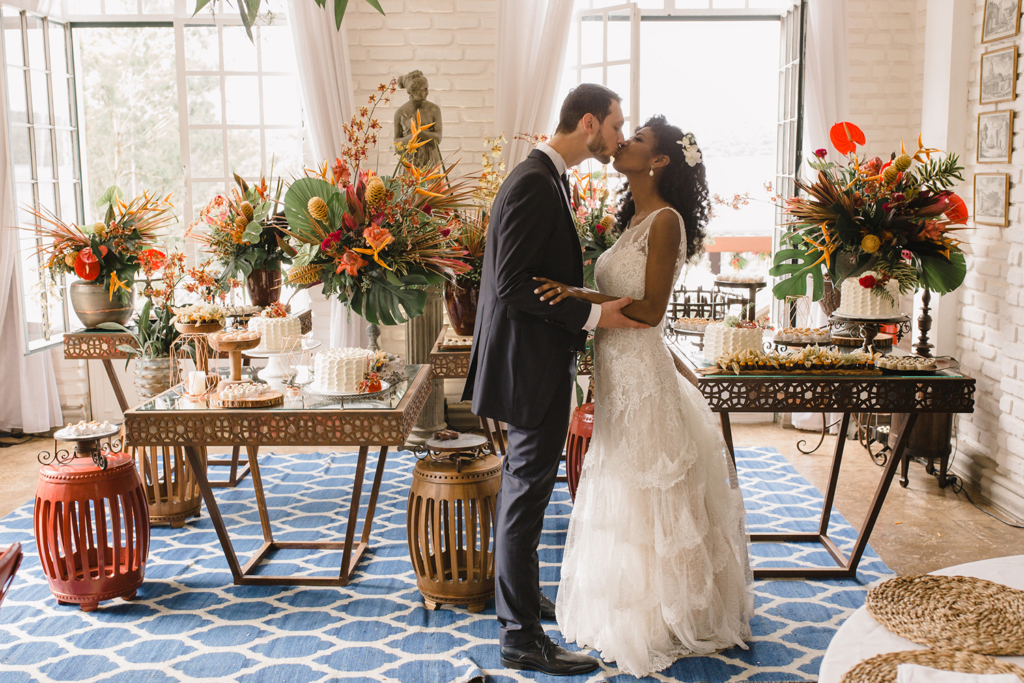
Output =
[
  {"x1": 830, "y1": 122, "x2": 866, "y2": 155},
  {"x1": 138, "y1": 248, "x2": 166, "y2": 274},
  {"x1": 945, "y1": 193, "x2": 968, "y2": 224},
  {"x1": 74, "y1": 248, "x2": 101, "y2": 281}
]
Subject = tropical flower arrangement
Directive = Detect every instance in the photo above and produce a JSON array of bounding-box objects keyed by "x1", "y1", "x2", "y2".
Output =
[
  {"x1": 280, "y1": 81, "x2": 475, "y2": 325},
  {"x1": 28, "y1": 186, "x2": 177, "y2": 304},
  {"x1": 572, "y1": 168, "x2": 620, "y2": 289},
  {"x1": 769, "y1": 121, "x2": 969, "y2": 301},
  {"x1": 187, "y1": 173, "x2": 293, "y2": 288},
  {"x1": 258, "y1": 302, "x2": 289, "y2": 318}
]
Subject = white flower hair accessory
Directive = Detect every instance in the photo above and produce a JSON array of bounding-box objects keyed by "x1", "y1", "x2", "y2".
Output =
[{"x1": 677, "y1": 133, "x2": 702, "y2": 167}]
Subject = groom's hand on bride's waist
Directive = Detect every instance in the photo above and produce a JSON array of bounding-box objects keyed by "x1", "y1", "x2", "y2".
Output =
[{"x1": 598, "y1": 297, "x2": 649, "y2": 329}]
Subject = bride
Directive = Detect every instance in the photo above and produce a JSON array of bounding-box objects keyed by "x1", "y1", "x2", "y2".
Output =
[{"x1": 534, "y1": 116, "x2": 754, "y2": 677}]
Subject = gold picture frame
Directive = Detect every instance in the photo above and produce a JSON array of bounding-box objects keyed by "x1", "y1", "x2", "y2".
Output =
[
  {"x1": 982, "y1": 0, "x2": 1022, "y2": 44},
  {"x1": 974, "y1": 173, "x2": 1011, "y2": 227},
  {"x1": 977, "y1": 110, "x2": 1014, "y2": 163},
  {"x1": 980, "y1": 45, "x2": 1018, "y2": 105}
]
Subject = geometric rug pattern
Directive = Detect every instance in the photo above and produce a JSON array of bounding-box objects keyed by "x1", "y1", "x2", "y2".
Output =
[{"x1": 0, "y1": 446, "x2": 893, "y2": 682}]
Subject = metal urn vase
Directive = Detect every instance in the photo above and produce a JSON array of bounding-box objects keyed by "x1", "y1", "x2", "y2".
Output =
[{"x1": 70, "y1": 280, "x2": 135, "y2": 329}]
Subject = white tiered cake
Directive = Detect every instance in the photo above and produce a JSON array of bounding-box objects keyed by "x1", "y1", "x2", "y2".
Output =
[
  {"x1": 314, "y1": 348, "x2": 373, "y2": 393},
  {"x1": 703, "y1": 323, "x2": 763, "y2": 362},
  {"x1": 836, "y1": 272, "x2": 901, "y2": 319},
  {"x1": 248, "y1": 314, "x2": 301, "y2": 351}
]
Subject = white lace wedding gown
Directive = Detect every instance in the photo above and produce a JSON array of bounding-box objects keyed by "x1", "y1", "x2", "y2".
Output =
[{"x1": 556, "y1": 207, "x2": 754, "y2": 677}]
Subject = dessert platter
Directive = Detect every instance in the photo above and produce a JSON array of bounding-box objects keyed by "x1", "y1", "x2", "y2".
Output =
[
  {"x1": 702, "y1": 346, "x2": 882, "y2": 376},
  {"x1": 209, "y1": 380, "x2": 283, "y2": 408},
  {"x1": 773, "y1": 327, "x2": 831, "y2": 347},
  {"x1": 438, "y1": 333, "x2": 473, "y2": 351},
  {"x1": 874, "y1": 354, "x2": 956, "y2": 375},
  {"x1": 54, "y1": 420, "x2": 120, "y2": 442},
  {"x1": 715, "y1": 273, "x2": 766, "y2": 284},
  {"x1": 207, "y1": 329, "x2": 262, "y2": 385},
  {"x1": 672, "y1": 317, "x2": 714, "y2": 334}
]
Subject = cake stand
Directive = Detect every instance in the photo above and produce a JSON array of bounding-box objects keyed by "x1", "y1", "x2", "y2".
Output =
[
  {"x1": 245, "y1": 339, "x2": 321, "y2": 392},
  {"x1": 207, "y1": 335, "x2": 263, "y2": 386},
  {"x1": 828, "y1": 313, "x2": 911, "y2": 352}
]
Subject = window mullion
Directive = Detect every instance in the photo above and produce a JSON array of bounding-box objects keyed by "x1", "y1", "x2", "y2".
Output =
[{"x1": 173, "y1": 17, "x2": 194, "y2": 266}]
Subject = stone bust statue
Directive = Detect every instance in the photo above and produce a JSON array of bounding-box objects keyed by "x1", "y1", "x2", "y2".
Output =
[{"x1": 393, "y1": 70, "x2": 442, "y2": 169}]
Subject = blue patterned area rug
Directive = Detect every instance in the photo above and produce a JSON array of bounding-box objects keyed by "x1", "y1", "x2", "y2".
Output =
[{"x1": 0, "y1": 446, "x2": 892, "y2": 682}]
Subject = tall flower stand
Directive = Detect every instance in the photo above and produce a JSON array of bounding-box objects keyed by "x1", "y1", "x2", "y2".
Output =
[
  {"x1": 407, "y1": 434, "x2": 498, "y2": 612},
  {"x1": 406, "y1": 290, "x2": 447, "y2": 446},
  {"x1": 34, "y1": 426, "x2": 150, "y2": 611}
]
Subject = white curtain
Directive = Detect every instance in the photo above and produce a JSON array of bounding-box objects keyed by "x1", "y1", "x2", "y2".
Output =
[
  {"x1": 793, "y1": 0, "x2": 848, "y2": 433},
  {"x1": 0, "y1": 64, "x2": 63, "y2": 433},
  {"x1": 496, "y1": 0, "x2": 576, "y2": 167},
  {"x1": 288, "y1": 0, "x2": 368, "y2": 349}
]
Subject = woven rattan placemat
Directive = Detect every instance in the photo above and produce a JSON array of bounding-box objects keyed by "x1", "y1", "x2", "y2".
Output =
[
  {"x1": 865, "y1": 575, "x2": 1024, "y2": 655},
  {"x1": 839, "y1": 649, "x2": 1024, "y2": 683}
]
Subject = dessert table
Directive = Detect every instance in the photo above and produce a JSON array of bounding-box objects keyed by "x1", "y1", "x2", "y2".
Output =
[
  {"x1": 670, "y1": 343, "x2": 976, "y2": 580},
  {"x1": 63, "y1": 309, "x2": 313, "y2": 488},
  {"x1": 122, "y1": 363, "x2": 433, "y2": 587}
]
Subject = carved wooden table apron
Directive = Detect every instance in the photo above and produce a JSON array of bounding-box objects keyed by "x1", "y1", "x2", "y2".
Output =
[
  {"x1": 671, "y1": 347, "x2": 976, "y2": 580},
  {"x1": 63, "y1": 309, "x2": 313, "y2": 488},
  {"x1": 123, "y1": 364, "x2": 433, "y2": 587}
]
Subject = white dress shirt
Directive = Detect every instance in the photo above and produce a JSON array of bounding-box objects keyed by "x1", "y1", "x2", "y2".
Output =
[{"x1": 535, "y1": 142, "x2": 602, "y2": 332}]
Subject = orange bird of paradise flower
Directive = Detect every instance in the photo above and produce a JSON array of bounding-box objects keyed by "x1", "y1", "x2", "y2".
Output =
[{"x1": 354, "y1": 224, "x2": 395, "y2": 270}]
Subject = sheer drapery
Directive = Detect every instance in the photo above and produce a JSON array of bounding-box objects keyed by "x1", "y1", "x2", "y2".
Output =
[
  {"x1": 0, "y1": 65, "x2": 63, "y2": 433},
  {"x1": 793, "y1": 0, "x2": 848, "y2": 432},
  {"x1": 288, "y1": 0, "x2": 368, "y2": 349},
  {"x1": 495, "y1": 0, "x2": 576, "y2": 167}
]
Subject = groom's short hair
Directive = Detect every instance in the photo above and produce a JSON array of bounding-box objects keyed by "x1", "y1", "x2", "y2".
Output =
[{"x1": 555, "y1": 84, "x2": 621, "y2": 135}]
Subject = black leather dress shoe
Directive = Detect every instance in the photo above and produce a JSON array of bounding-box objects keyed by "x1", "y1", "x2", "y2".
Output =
[
  {"x1": 500, "y1": 635, "x2": 601, "y2": 676},
  {"x1": 539, "y1": 592, "x2": 557, "y2": 621}
]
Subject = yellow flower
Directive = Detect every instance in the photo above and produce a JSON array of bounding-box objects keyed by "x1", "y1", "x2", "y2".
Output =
[{"x1": 861, "y1": 234, "x2": 881, "y2": 253}]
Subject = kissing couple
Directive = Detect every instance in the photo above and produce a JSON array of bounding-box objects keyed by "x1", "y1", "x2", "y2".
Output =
[{"x1": 464, "y1": 83, "x2": 754, "y2": 678}]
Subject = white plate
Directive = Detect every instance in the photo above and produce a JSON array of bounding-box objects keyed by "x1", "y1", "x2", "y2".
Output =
[
  {"x1": 244, "y1": 339, "x2": 321, "y2": 358},
  {"x1": 304, "y1": 379, "x2": 391, "y2": 398}
]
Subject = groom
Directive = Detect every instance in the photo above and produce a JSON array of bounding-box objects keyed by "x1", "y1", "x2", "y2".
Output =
[{"x1": 464, "y1": 84, "x2": 646, "y2": 675}]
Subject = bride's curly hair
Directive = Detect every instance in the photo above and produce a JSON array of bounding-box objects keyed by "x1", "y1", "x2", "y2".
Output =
[{"x1": 614, "y1": 115, "x2": 710, "y2": 262}]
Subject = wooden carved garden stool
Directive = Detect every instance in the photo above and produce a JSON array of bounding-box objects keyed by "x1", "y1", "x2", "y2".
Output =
[
  {"x1": 407, "y1": 433, "x2": 499, "y2": 613},
  {"x1": 132, "y1": 445, "x2": 206, "y2": 528},
  {"x1": 566, "y1": 402, "x2": 594, "y2": 501},
  {"x1": 34, "y1": 427, "x2": 150, "y2": 612}
]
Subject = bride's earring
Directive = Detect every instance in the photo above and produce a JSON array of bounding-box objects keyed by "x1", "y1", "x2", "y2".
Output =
[{"x1": 649, "y1": 166, "x2": 654, "y2": 177}]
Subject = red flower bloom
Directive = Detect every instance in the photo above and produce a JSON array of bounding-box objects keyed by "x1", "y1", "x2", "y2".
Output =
[
  {"x1": 858, "y1": 274, "x2": 877, "y2": 289},
  {"x1": 138, "y1": 248, "x2": 166, "y2": 276},
  {"x1": 336, "y1": 249, "x2": 368, "y2": 277},
  {"x1": 814, "y1": 148, "x2": 828, "y2": 159},
  {"x1": 321, "y1": 230, "x2": 343, "y2": 251},
  {"x1": 945, "y1": 193, "x2": 968, "y2": 224},
  {"x1": 74, "y1": 247, "x2": 102, "y2": 281},
  {"x1": 830, "y1": 122, "x2": 866, "y2": 155}
]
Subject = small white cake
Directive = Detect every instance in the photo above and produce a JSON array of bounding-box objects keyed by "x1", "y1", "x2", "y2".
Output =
[
  {"x1": 703, "y1": 323, "x2": 763, "y2": 362},
  {"x1": 837, "y1": 272, "x2": 901, "y2": 319},
  {"x1": 314, "y1": 347, "x2": 373, "y2": 393},
  {"x1": 248, "y1": 315, "x2": 301, "y2": 351}
]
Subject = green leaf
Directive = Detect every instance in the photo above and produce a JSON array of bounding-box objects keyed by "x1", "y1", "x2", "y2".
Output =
[
  {"x1": 233, "y1": 173, "x2": 249, "y2": 193},
  {"x1": 334, "y1": 0, "x2": 350, "y2": 30},
  {"x1": 191, "y1": 0, "x2": 213, "y2": 15},
  {"x1": 833, "y1": 209, "x2": 860, "y2": 248},
  {"x1": 917, "y1": 252, "x2": 966, "y2": 294},
  {"x1": 96, "y1": 322, "x2": 130, "y2": 332},
  {"x1": 283, "y1": 177, "x2": 347, "y2": 241},
  {"x1": 769, "y1": 248, "x2": 825, "y2": 301},
  {"x1": 241, "y1": 219, "x2": 263, "y2": 244},
  {"x1": 97, "y1": 185, "x2": 124, "y2": 208},
  {"x1": 362, "y1": 0, "x2": 385, "y2": 15},
  {"x1": 293, "y1": 243, "x2": 319, "y2": 267}
]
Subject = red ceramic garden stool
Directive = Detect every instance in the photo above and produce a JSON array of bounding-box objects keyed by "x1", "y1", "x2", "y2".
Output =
[
  {"x1": 565, "y1": 403, "x2": 594, "y2": 501},
  {"x1": 34, "y1": 435, "x2": 150, "y2": 612}
]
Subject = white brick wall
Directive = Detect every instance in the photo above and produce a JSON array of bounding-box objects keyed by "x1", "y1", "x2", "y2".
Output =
[
  {"x1": 847, "y1": 0, "x2": 925, "y2": 158},
  {"x1": 952, "y1": 0, "x2": 1024, "y2": 521},
  {"x1": 344, "y1": 0, "x2": 497, "y2": 355}
]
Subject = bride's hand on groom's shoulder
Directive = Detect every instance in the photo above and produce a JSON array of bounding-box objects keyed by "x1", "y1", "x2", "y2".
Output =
[{"x1": 533, "y1": 277, "x2": 586, "y2": 305}]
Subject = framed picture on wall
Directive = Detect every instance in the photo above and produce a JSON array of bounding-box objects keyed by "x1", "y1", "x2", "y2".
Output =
[
  {"x1": 982, "y1": 0, "x2": 1022, "y2": 43},
  {"x1": 980, "y1": 45, "x2": 1018, "y2": 105},
  {"x1": 977, "y1": 110, "x2": 1014, "y2": 163},
  {"x1": 974, "y1": 173, "x2": 1011, "y2": 226}
]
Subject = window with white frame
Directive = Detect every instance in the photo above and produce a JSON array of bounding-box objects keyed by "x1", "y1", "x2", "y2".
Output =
[
  {"x1": 3, "y1": 1, "x2": 306, "y2": 351},
  {"x1": 2, "y1": 8, "x2": 83, "y2": 352},
  {"x1": 562, "y1": 0, "x2": 794, "y2": 250}
]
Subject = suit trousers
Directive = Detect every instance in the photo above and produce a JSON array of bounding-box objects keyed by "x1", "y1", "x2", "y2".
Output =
[{"x1": 494, "y1": 362, "x2": 574, "y2": 648}]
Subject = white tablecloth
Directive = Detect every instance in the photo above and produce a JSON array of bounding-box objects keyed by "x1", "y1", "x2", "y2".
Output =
[{"x1": 819, "y1": 555, "x2": 1024, "y2": 682}]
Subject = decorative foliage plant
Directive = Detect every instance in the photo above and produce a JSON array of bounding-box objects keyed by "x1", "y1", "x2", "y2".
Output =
[
  {"x1": 280, "y1": 81, "x2": 474, "y2": 325},
  {"x1": 769, "y1": 122, "x2": 969, "y2": 301}
]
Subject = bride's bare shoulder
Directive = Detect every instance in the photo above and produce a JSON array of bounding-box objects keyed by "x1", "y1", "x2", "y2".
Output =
[{"x1": 647, "y1": 208, "x2": 682, "y2": 250}]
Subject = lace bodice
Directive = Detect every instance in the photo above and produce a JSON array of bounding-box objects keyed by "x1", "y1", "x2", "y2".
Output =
[{"x1": 594, "y1": 206, "x2": 687, "y2": 323}]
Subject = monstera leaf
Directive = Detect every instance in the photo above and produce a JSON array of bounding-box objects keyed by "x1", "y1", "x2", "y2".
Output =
[
  {"x1": 349, "y1": 271, "x2": 431, "y2": 326},
  {"x1": 769, "y1": 248, "x2": 825, "y2": 301},
  {"x1": 917, "y1": 251, "x2": 966, "y2": 294}
]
